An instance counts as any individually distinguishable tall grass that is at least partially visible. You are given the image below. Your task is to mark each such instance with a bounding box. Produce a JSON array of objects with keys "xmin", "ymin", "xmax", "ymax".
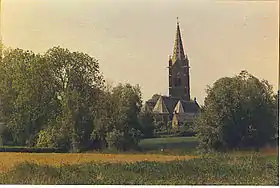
[{"xmin": 0, "ymin": 154, "xmax": 278, "ymax": 185}]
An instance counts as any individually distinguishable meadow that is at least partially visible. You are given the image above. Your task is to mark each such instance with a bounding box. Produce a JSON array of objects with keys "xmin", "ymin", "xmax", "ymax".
[
  {"xmin": 0, "ymin": 137, "xmax": 198, "ymax": 173},
  {"xmin": 139, "ymin": 136, "xmax": 198, "ymax": 154},
  {"xmin": 0, "ymin": 154, "xmax": 278, "ymax": 185},
  {"xmin": 0, "ymin": 137, "xmax": 278, "ymax": 185}
]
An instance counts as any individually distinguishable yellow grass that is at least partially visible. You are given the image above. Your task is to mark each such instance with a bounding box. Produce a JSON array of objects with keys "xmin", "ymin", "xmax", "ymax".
[
  {"xmin": 0, "ymin": 152, "xmax": 197, "ymax": 173},
  {"xmin": 1, "ymin": 147, "xmax": 277, "ymax": 173},
  {"xmin": 229, "ymin": 147, "xmax": 279, "ymax": 157}
]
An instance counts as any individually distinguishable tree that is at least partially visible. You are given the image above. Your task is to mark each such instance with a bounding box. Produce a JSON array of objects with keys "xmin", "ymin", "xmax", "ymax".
[
  {"xmin": 154, "ymin": 120, "xmax": 167, "ymax": 132},
  {"xmin": 0, "ymin": 46, "xmax": 104, "ymax": 150},
  {"xmin": 271, "ymin": 92, "xmax": 279, "ymax": 144},
  {"xmin": 0, "ymin": 48, "xmax": 59, "ymax": 146},
  {"xmin": 92, "ymin": 83, "xmax": 143, "ymax": 151},
  {"xmin": 138, "ymin": 110, "xmax": 155, "ymax": 138},
  {"xmin": 113, "ymin": 84, "xmax": 142, "ymax": 128},
  {"xmin": 195, "ymin": 71, "xmax": 277, "ymax": 151},
  {"xmin": 37, "ymin": 47, "xmax": 104, "ymax": 152},
  {"xmin": 151, "ymin": 94, "xmax": 161, "ymax": 101},
  {"xmin": 109, "ymin": 83, "xmax": 142, "ymax": 150}
]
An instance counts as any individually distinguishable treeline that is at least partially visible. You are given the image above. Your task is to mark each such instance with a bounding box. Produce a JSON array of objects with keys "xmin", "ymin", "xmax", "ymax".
[
  {"xmin": 0, "ymin": 46, "xmax": 154, "ymax": 152},
  {"xmin": 0, "ymin": 45, "xmax": 278, "ymax": 152}
]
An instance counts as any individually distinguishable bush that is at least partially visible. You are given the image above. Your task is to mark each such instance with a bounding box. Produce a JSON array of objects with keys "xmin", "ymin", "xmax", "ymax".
[
  {"xmin": 155, "ymin": 130, "xmax": 196, "ymax": 138},
  {"xmin": 106, "ymin": 128, "xmax": 141, "ymax": 151},
  {"xmin": 36, "ymin": 121, "xmax": 71, "ymax": 151},
  {"xmin": 106, "ymin": 129, "xmax": 125, "ymax": 151},
  {"xmin": 196, "ymin": 71, "xmax": 277, "ymax": 151},
  {"xmin": 0, "ymin": 146, "xmax": 67, "ymax": 153}
]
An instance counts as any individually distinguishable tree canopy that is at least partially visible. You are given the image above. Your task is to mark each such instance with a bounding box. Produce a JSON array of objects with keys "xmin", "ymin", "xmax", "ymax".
[
  {"xmin": 195, "ymin": 71, "xmax": 278, "ymax": 151},
  {"xmin": 0, "ymin": 46, "xmax": 143, "ymax": 151}
]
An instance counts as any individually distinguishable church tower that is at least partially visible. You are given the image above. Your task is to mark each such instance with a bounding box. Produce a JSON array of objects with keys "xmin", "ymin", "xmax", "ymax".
[
  {"xmin": 145, "ymin": 18, "xmax": 200, "ymax": 127},
  {"xmin": 168, "ymin": 18, "xmax": 190, "ymax": 101}
]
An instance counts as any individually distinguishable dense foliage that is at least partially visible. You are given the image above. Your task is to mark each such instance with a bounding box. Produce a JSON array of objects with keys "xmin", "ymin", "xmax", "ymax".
[
  {"xmin": 138, "ymin": 110, "xmax": 155, "ymax": 138},
  {"xmin": 195, "ymin": 71, "xmax": 278, "ymax": 151},
  {"xmin": 0, "ymin": 46, "xmax": 143, "ymax": 151},
  {"xmin": 0, "ymin": 154, "xmax": 277, "ymax": 185},
  {"xmin": 0, "ymin": 44, "xmax": 278, "ymax": 153}
]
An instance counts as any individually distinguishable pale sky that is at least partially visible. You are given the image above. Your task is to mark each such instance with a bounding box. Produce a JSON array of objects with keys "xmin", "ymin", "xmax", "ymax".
[{"xmin": 1, "ymin": 0, "xmax": 279, "ymax": 104}]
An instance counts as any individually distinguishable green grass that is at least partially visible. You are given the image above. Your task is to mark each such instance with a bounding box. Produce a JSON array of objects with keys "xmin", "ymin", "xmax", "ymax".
[
  {"xmin": 139, "ymin": 136, "xmax": 198, "ymax": 155},
  {"xmin": 0, "ymin": 154, "xmax": 278, "ymax": 185},
  {"xmin": 82, "ymin": 136, "xmax": 198, "ymax": 155}
]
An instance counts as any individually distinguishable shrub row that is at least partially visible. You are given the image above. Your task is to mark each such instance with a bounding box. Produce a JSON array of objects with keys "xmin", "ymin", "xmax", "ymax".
[
  {"xmin": 154, "ymin": 130, "xmax": 196, "ymax": 138},
  {"xmin": 0, "ymin": 147, "xmax": 67, "ymax": 153}
]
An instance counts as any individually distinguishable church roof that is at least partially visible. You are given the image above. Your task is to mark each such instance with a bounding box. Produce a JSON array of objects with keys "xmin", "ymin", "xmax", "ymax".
[
  {"xmin": 152, "ymin": 96, "xmax": 169, "ymax": 114},
  {"xmin": 146, "ymin": 95, "xmax": 200, "ymax": 114},
  {"xmin": 174, "ymin": 100, "xmax": 185, "ymax": 114},
  {"xmin": 172, "ymin": 17, "xmax": 186, "ymax": 64},
  {"xmin": 163, "ymin": 96, "xmax": 199, "ymax": 113}
]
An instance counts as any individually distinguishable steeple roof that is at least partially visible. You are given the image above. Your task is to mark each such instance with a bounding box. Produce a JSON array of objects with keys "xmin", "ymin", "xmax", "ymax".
[
  {"xmin": 153, "ymin": 96, "xmax": 169, "ymax": 114},
  {"xmin": 172, "ymin": 17, "xmax": 185, "ymax": 63}
]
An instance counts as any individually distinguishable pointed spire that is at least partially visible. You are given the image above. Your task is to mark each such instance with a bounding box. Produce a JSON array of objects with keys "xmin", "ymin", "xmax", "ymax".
[
  {"xmin": 174, "ymin": 100, "xmax": 185, "ymax": 114},
  {"xmin": 172, "ymin": 17, "xmax": 185, "ymax": 63},
  {"xmin": 153, "ymin": 96, "xmax": 169, "ymax": 114}
]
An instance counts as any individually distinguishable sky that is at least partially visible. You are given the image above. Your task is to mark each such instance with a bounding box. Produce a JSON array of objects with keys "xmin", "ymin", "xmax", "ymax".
[{"xmin": 1, "ymin": 0, "xmax": 279, "ymax": 104}]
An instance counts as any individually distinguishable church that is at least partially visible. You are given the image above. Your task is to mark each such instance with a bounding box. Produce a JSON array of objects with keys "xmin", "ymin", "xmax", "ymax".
[{"xmin": 145, "ymin": 19, "xmax": 200, "ymax": 128}]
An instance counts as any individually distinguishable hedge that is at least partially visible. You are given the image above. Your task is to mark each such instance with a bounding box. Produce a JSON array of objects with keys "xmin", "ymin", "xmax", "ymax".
[{"xmin": 0, "ymin": 146, "xmax": 68, "ymax": 153}]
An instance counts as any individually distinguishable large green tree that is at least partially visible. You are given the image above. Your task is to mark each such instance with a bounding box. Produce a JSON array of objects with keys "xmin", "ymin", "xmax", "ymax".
[
  {"xmin": 0, "ymin": 46, "xmax": 104, "ymax": 151},
  {"xmin": 196, "ymin": 71, "xmax": 277, "ymax": 151},
  {"xmin": 36, "ymin": 47, "xmax": 104, "ymax": 151},
  {"xmin": 0, "ymin": 48, "xmax": 58, "ymax": 146}
]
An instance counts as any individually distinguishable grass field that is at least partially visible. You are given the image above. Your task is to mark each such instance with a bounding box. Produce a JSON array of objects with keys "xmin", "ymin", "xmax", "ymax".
[
  {"xmin": 0, "ymin": 137, "xmax": 199, "ymax": 173},
  {"xmin": 0, "ymin": 152, "xmax": 197, "ymax": 173},
  {"xmin": 0, "ymin": 154, "xmax": 278, "ymax": 185},
  {"xmin": 0, "ymin": 136, "xmax": 278, "ymax": 185},
  {"xmin": 139, "ymin": 136, "xmax": 198, "ymax": 155}
]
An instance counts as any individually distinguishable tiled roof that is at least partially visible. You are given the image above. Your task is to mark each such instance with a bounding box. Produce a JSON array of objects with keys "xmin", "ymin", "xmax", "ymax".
[
  {"xmin": 145, "ymin": 95, "xmax": 200, "ymax": 114},
  {"xmin": 152, "ymin": 96, "xmax": 169, "ymax": 114}
]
